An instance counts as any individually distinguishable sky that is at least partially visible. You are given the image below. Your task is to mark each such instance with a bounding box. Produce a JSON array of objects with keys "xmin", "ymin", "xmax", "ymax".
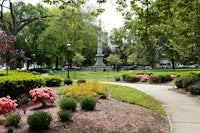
[
  {"xmin": 14, "ymin": 0, "xmax": 124, "ymax": 32},
  {"xmin": 88, "ymin": 0, "xmax": 124, "ymax": 32}
]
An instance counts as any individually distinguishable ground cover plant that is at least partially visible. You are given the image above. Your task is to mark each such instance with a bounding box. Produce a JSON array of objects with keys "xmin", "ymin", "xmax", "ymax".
[{"xmin": 61, "ymin": 80, "xmax": 107, "ymax": 99}]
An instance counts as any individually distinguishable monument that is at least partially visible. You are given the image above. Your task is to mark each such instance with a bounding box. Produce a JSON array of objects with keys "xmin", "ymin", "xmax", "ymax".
[{"xmin": 94, "ymin": 20, "xmax": 106, "ymax": 71}]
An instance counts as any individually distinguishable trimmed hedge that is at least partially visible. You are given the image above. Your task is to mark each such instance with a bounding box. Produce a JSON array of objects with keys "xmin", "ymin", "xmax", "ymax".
[
  {"xmin": 150, "ymin": 74, "xmax": 173, "ymax": 84},
  {"xmin": 29, "ymin": 68, "xmax": 49, "ymax": 73},
  {"xmin": 122, "ymin": 74, "xmax": 140, "ymax": 83},
  {"xmin": 0, "ymin": 72, "xmax": 45, "ymax": 98},
  {"xmin": 174, "ymin": 74, "xmax": 200, "ymax": 89},
  {"xmin": 149, "ymin": 75, "xmax": 161, "ymax": 83},
  {"xmin": 174, "ymin": 76, "xmax": 184, "ymax": 88},
  {"xmin": 45, "ymin": 76, "xmax": 62, "ymax": 87},
  {"xmin": 77, "ymin": 79, "xmax": 86, "ymax": 85},
  {"xmin": 115, "ymin": 77, "xmax": 121, "ymax": 81},
  {"xmin": 182, "ymin": 75, "xmax": 199, "ymax": 88},
  {"xmin": 188, "ymin": 81, "xmax": 200, "ymax": 95},
  {"xmin": 64, "ymin": 79, "xmax": 73, "ymax": 85}
]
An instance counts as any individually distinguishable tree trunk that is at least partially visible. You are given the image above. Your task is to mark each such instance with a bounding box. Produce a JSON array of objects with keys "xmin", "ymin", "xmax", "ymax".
[
  {"xmin": 55, "ymin": 56, "xmax": 59, "ymax": 70},
  {"xmin": 171, "ymin": 57, "xmax": 175, "ymax": 71},
  {"xmin": 27, "ymin": 60, "xmax": 30, "ymax": 70}
]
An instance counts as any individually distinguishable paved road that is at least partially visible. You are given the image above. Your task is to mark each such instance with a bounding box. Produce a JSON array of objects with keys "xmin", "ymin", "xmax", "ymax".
[{"xmin": 108, "ymin": 82, "xmax": 200, "ymax": 133}]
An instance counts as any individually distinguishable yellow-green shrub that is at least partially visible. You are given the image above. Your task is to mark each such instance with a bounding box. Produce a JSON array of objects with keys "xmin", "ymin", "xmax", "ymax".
[{"xmin": 61, "ymin": 80, "xmax": 107, "ymax": 99}]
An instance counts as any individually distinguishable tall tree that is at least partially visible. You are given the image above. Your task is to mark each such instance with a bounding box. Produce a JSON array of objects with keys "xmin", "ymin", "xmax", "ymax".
[
  {"xmin": 109, "ymin": 27, "xmax": 128, "ymax": 63},
  {"xmin": 0, "ymin": 1, "xmax": 47, "ymax": 69},
  {"xmin": 36, "ymin": 6, "xmax": 99, "ymax": 69},
  {"xmin": 0, "ymin": 1, "xmax": 47, "ymax": 36},
  {"xmin": 120, "ymin": 0, "xmax": 157, "ymax": 66}
]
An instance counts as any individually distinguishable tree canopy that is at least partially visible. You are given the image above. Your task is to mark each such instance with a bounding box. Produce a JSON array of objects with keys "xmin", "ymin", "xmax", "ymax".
[
  {"xmin": 2, "ymin": 0, "xmax": 199, "ymax": 69},
  {"xmin": 109, "ymin": 0, "xmax": 200, "ymax": 68}
]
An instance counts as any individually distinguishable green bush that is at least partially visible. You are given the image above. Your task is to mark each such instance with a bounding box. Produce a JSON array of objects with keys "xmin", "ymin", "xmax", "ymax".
[
  {"xmin": 174, "ymin": 74, "xmax": 200, "ymax": 89},
  {"xmin": 0, "ymin": 72, "xmax": 45, "ymax": 98},
  {"xmin": 122, "ymin": 74, "xmax": 140, "ymax": 83},
  {"xmin": 64, "ymin": 79, "xmax": 73, "ymax": 85},
  {"xmin": 149, "ymin": 75, "xmax": 161, "ymax": 83},
  {"xmin": 159, "ymin": 74, "xmax": 173, "ymax": 83},
  {"xmin": 182, "ymin": 75, "xmax": 200, "ymax": 88},
  {"xmin": 115, "ymin": 77, "xmax": 121, "ymax": 81},
  {"xmin": 57, "ymin": 110, "xmax": 72, "ymax": 121},
  {"xmin": 174, "ymin": 76, "xmax": 184, "ymax": 88},
  {"xmin": 122, "ymin": 74, "xmax": 128, "ymax": 81},
  {"xmin": 3, "ymin": 113, "xmax": 21, "ymax": 127},
  {"xmin": 80, "ymin": 96, "xmax": 98, "ymax": 111},
  {"xmin": 188, "ymin": 81, "xmax": 200, "ymax": 95},
  {"xmin": 77, "ymin": 79, "xmax": 86, "ymax": 85},
  {"xmin": 27, "ymin": 111, "xmax": 52, "ymax": 131},
  {"xmin": 45, "ymin": 76, "xmax": 62, "ymax": 87},
  {"xmin": 29, "ymin": 68, "xmax": 49, "ymax": 73},
  {"xmin": 150, "ymin": 74, "xmax": 173, "ymax": 84},
  {"xmin": 59, "ymin": 97, "xmax": 77, "ymax": 111}
]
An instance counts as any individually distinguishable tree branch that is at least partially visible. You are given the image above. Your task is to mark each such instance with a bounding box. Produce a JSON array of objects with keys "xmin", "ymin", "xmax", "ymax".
[
  {"xmin": 0, "ymin": 0, "xmax": 7, "ymax": 19},
  {"xmin": 16, "ymin": 16, "xmax": 48, "ymax": 34},
  {"xmin": 9, "ymin": 1, "xmax": 16, "ymax": 34}
]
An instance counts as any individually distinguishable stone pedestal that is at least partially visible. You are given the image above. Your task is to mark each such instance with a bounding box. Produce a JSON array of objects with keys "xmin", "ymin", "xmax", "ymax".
[{"xmin": 94, "ymin": 21, "xmax": 106, "ymax": 71}]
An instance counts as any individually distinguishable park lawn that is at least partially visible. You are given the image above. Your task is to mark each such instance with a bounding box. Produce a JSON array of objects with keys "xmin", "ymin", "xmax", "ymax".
[
  {"xmin": 106, "ymin": 84, "xmax": 167, "ymax": 116},
  {"xmin": 133, "ymin": 68, "xmax": 200, "ymax": 74},
  {"xmin": 49, "ymin": 68, "xmax": 200, "ymax": 82},
  {"xmin": 50, "ymin": 70, "xmax": 129, "ymax": 82}
]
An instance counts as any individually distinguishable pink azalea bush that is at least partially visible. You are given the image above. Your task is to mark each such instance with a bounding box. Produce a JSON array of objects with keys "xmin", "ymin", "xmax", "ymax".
[
  {"xmin": 138, "ymin": 74, "xmax": 150, "ymax": 82},
  {"xmin": 29, "ymin": 87, "xmax": 57, "ymax": 106},
  {"xmin": 0, "ymin": 96, "xmax": 18, "ymax": 114}
]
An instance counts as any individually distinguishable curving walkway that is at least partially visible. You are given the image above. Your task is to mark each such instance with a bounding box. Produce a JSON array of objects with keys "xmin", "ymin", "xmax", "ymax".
[{"xmin": 108, "ymin": 82, "xmax": 200, "ymax": 133}]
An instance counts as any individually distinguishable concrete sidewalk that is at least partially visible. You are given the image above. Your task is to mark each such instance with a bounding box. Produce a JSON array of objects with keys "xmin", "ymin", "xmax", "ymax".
[{"xmin": 109, "ymin": 82, "xmax": 200, "ymax": 133}]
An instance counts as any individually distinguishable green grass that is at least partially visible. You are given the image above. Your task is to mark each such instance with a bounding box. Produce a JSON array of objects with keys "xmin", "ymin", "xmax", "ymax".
[
  {"xmin": 49, "ymin": 69, "xmax": 200, "ymax": 82},
  {"xmin": 50, "ymin": 70, "xmax": 129, "ymax": 82},
  {"xmin": 106, "ymin": 84, "xmax": 167, "ymax": 116}
]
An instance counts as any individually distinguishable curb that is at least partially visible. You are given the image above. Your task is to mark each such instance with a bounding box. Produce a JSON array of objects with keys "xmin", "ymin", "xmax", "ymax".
[{"xmin": 167, "ymin": 114, "xmax": 174, "ymax": 133}]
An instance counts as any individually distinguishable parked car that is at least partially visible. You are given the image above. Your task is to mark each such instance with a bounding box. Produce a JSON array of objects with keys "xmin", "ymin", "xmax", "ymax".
[
  {"xmin": 190, "ymin": 64, "xmax": 199, "ymax": 68},
  {"xmin": 124, "ymin": 65, "xmax": 137, "ymax": 70},
  {"xmin": 0, "ymin": 66, "xmax": 10, "ymax": 70}
]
